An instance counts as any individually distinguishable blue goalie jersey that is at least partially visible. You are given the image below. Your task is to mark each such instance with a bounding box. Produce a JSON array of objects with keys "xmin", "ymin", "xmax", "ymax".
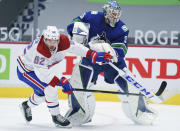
[{"xmin": 67, "ymin": 11, "xmax": 129, "ymax": 59}]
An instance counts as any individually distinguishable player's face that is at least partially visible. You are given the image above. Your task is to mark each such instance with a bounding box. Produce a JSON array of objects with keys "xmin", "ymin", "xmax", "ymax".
[
  {"xmin": 109, "ymin": 9, "xmax": 119, "ymax": 19},
  {"xmin": 45, "ymin": 39, "xmax": 59, "ymax": 51}
]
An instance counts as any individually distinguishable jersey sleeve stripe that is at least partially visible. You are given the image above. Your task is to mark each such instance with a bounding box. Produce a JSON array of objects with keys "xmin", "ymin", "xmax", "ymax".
[
  {"xmin": 17, "ymin": 56, "xmax": 32, "ymax": 72},
  {"xmin": 111, "ymin": 43, "xmax": 127, "ymax": 55},
  {"xmin": 71, "ymin": 18, "xmax": 81, "ymax": 23}
]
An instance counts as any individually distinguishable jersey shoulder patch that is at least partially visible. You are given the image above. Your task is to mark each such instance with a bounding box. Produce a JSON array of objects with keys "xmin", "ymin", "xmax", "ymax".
[
  {"xmin": 121, "ymin": 25, "xmax": 128, "ymax": 32},
  {"xmin": 90, "ymin": 10, "xmax": 98, "ymax": 15}
]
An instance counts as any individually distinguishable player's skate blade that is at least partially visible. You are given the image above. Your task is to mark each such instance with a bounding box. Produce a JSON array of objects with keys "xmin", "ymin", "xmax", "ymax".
[
  {"xmin": 52, "ymin": 114, "xmax": 72, "ymax": 128},
  {"xmin": 19, "ymin": 101, "xmax": 32, "ymax": 124}
]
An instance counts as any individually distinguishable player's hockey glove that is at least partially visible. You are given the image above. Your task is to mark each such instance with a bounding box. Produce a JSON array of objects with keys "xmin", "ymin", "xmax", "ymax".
[
  {"xmin": 86, "ymin": 49, "xmax": 112, "ymax": 64},
  {"xmin": 59, "ymin": 77, "xmax": 74, "ymax": 94}
]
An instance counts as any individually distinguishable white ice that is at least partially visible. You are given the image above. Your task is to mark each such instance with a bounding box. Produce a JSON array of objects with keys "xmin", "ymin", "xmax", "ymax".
[{"xmin": 0, "ymin": 98, "xmax": 180, "ymax": 131}]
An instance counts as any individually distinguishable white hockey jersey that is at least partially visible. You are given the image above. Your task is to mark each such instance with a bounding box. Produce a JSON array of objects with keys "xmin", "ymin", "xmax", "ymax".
[{"xmin": 17, "ymin": 34, "xmax": 89, "ymax": 87}]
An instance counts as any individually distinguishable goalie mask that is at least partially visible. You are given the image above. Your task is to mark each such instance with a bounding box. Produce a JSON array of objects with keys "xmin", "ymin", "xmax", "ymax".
[
  {"xmin": 103, "ymin": 0, "xmax": 121, "ymax": 27},
  {"xmin": 72, "ymin": 22, "xmax": 90, "ymax": 46}
]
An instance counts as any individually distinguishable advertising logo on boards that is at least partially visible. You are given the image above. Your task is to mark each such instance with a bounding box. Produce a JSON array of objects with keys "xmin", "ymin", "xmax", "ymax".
[{"xmin": 0, "ymin": 48, "xmax": 10, "ymax": 80}]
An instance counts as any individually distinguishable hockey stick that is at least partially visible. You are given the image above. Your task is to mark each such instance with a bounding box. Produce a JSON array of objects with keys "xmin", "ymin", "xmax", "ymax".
[
  {"xmin": 108, "ymin": 62, "xmax": 167, "ymax": 103},
  {"xmin": 74, "ymin": 81, "xmax": 167, "ymax": 97}
]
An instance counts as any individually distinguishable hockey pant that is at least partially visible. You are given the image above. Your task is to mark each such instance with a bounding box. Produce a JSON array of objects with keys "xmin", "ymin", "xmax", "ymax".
[
  {"xmin": 115, "ymin": 76, "xmax": 157, "ymax": 125},
  {"xmin": 65, "ymin": 63, "xmax": 96, "ymax": 126},
  {"xmin": 17, "ymin": 67, "xmax": 60, "ymax": 115}
]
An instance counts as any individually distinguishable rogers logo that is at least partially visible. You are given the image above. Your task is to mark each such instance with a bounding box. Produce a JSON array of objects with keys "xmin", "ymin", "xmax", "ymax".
[{"xmin": 62, "ymin": 56, "xmax": 180, "ymax": 80}]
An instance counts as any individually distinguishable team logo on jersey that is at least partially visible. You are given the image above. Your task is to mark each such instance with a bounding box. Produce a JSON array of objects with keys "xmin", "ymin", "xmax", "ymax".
[
  {"xmin": 90, "ymin": 11, "xmax": 98, "ymax": 15},
  {"xmin": 91, "ymin": 32, "xmax": 110, "ymax": 44},
  {"xmin": 100, "ymin": 32, "xmax": 110, "ymax": 43},
  {"xmin": 121, "ymin": 25, "xmax": 128, "ymax": 32}
]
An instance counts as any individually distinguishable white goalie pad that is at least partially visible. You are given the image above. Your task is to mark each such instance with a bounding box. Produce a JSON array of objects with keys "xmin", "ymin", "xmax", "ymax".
[
  {"xmin": 65, "ymin": 63, "xmax": 96, "ymax": 126},
  {"xmin": 89, "ymin": 41, "xmax": 118, "ymax": 63},
  {"xmin": 115, "ymin": 78, "xmax": 158, "ymax": 125}
]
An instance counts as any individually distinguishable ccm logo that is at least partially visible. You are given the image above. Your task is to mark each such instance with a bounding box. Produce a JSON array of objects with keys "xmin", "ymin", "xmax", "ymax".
[{"xmin": 125, "ymin": 75, "xmax": 152, "ymax": 97}]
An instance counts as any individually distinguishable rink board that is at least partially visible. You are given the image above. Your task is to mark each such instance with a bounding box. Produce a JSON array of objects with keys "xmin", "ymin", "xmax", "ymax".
[
  {"xmin": 0, "ymin": 43, "xmax": 180, "ymax": 105},
  {"xmin": 0, "ymin": 87, "xmax": 180, "ymax": 105}
]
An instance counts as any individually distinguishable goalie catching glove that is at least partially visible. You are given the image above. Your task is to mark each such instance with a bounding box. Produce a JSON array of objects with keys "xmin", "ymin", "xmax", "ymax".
[
  {"xmin": 86, "ymin": 49, "xmax": 112, "ymax": 64},
  {"xmin": 58, "ymin": 77, "xmax": 74, "ymax": 94}
]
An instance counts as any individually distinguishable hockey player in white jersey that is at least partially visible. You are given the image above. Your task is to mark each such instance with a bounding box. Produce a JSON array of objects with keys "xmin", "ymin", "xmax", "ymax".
[{"xmin": 17, "ymin": 26, "xmax": 112, "ymax": 128}]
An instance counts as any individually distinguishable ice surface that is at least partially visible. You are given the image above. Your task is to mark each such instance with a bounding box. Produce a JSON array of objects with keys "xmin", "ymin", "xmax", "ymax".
[{"xmin": 0, "ymin": 98, "xmax": 180, "ymax": 131}]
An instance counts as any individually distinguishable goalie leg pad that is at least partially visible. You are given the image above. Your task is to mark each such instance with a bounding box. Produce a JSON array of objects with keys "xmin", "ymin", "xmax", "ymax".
[
  {"xmin": 70, "ymin": 63, "xmax": 94, "ymax": 89},
  {"xmin": 115, "ymin": 76, "xmax": 157, "ymax": 125},
  {"xmin": 121, "ymin": 95, "xmax": 157, "ymax": 125},
  {"xmin": 114, "ymin": 75, "xmax": 129, "ymax": 101},
  {"xmin": 65, "ymin": 92, "xmax": 95, "ymax": 126},
  {"xmin": 66, "ymin": 63, "xmax": 96, "ymax": 126}
]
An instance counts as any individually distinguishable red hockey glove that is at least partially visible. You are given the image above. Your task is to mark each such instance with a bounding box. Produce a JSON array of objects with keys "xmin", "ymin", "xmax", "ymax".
[
  {"xmin": 58, "ymin": 77, "xmax": 74, "ymax": 94},
  {"xmin": 86, "ymin": 49, "xmax": 112, "ymax": 64}
]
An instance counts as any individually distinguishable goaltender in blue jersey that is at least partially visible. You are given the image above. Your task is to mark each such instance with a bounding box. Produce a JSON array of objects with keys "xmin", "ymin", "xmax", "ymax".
[
  {"xmin": 67, "ymin": 10, "xmax": 129, "ymax": 62},
  {"xmin": 67, "ymin": 5, "xmax": 129, "ymax": 84},
  {"xmin": 65, "ymin": 0, "xmax": 157, "ymax": 126}
]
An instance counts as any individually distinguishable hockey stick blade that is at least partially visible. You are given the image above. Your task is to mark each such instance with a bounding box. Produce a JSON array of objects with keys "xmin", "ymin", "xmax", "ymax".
[{"xmin": 155, "ymin": 81, "xmax": 167, "ymax": 96}]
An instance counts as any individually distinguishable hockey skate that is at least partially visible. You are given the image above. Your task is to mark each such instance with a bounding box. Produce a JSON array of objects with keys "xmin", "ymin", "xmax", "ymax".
[
  {"xmin": 52, "ymin": 114, "xmax": 72, "ymax": 128},
  {"xmin": 19, "ymin": 101, "xmax": 32, "ymax": 123}
]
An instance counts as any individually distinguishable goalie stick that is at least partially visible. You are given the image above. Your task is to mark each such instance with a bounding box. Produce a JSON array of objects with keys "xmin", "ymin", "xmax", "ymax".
[
  {"xmin": 74, "ymin": 81, "xmax": 167, "ymax": 97},
  {"xmin": 108, "ymin": 62, "xmax": 167, "ymax": 103},
  {"xmin": 73, "ymin": 61, "xmax": 167, "ymax": 103}
]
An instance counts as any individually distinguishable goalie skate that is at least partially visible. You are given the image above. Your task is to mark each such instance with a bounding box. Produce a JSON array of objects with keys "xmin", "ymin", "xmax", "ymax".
[
  {"xmin": 52, "ymin": 114, "xmax": 72, "ymax": 128},
  {"xmin": 19, "ymin": 101, "xmax": 32, "ymax": 123}
]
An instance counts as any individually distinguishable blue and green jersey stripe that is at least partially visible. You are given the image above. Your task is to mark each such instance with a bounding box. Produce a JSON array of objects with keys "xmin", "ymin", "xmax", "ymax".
[{"xmin": 86, "ymin": 0, "xmax": 180, "ymax": 5}]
